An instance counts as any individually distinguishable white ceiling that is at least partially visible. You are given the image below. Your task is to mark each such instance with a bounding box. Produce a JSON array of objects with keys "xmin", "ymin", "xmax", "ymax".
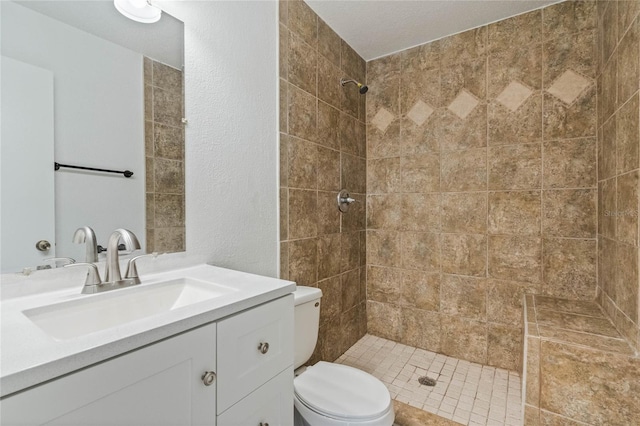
[
  {"xmin": 305, "ymin": 0, "xmax": 561, "ymax": 60},
  {"xmin": 14, "ymin": 0, "xmax": 183, "ymax": 68}
]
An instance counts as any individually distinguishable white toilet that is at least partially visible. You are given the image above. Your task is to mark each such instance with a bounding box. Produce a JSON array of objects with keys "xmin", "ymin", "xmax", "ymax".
[{"xmin": 293, "ymin": 286, "xmax": 395, "ymax": 426}]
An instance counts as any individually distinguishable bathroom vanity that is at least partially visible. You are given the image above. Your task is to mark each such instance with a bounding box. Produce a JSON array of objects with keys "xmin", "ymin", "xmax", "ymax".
[{"xmin": 0, "ymin": 264, "xmax": 295, "ymax": 425}]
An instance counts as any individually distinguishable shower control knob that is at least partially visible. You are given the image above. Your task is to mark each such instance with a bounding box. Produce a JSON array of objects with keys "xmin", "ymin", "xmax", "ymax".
[
  {"xmin": 258, "ymin": 342, "xmax": 270, "ymax": 354},
  {"xmin": 201, "ymin": 371, "xmax": 216, "ymax": 386},
  {"xmin": 35, "ymin": 240, "xmax": 51, "ymax": 252}
]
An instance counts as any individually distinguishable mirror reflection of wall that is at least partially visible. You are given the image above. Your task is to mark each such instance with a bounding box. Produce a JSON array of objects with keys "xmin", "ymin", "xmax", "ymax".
[{"xmin": 0, "ymin": 1, "xmax": 184, "ymax": 273}]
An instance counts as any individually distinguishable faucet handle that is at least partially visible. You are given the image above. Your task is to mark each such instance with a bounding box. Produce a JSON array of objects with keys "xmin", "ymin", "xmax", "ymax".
[
  {"xmin": 125, "ymin": 252, "xmax": 160, "ymax": 281},
  {"xmin": 65, "ymin": 262, "xmax": 102, "ymax": 292}
]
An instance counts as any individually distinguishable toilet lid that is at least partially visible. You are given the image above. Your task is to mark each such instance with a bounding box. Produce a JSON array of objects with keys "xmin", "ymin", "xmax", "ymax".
[{"xmin": 294, "ymin": 362, "xmax": 391, "ymax": 421}]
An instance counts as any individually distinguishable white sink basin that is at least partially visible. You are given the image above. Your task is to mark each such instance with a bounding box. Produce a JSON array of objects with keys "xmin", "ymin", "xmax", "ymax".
[{"xmin": 23, "ymin": 278, "xmax": 236, "ymax": 340}]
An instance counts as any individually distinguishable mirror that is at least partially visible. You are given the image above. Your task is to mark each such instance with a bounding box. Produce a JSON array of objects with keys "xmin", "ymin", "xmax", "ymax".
[{"xmin": 1, "ymin": 1, "xmax": 185, "ymax": 273}]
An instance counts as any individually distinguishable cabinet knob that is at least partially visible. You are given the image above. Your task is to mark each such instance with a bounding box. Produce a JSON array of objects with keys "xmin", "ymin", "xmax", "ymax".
[
  {"xmin": 258, "ymin": 342, "xmax": 269, "ymax": 354},
  {"xmin": 201, "ymin": 371, "xmax": 216, "ymax": 386}
]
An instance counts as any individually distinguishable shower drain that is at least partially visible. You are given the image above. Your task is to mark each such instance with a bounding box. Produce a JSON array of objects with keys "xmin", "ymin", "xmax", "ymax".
[{"xmin": 418, "ymin": 376, "xmax": 437, "ymax": 386}]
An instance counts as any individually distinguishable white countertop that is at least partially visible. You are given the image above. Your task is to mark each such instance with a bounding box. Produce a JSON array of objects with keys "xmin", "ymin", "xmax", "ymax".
[{"xmin": 0, "ymin": 264, "xmax": 295, "ymax": 397}]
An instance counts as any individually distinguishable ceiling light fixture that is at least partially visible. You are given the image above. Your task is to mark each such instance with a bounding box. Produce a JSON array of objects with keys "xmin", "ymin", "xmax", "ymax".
[{"xmin": 114, "ymin": 0, "xmax": 162, "ymax": 24}]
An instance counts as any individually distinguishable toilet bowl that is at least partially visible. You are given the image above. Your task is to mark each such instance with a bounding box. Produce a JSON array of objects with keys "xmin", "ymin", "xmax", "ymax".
[{"xmin": 293, "ymin": 287, "xmax": 394, "ymax": 426}]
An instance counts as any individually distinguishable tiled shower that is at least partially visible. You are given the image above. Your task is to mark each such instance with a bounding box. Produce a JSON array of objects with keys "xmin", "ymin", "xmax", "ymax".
[{"xmin": 280, "ymin": 0, "xmax": 640, "ymax": 424}]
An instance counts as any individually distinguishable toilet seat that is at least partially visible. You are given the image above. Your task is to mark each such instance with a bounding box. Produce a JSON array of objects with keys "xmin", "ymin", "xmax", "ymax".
[{"xmin": 294, "ymin": 362, "xmax": 392, "ymax": 422}]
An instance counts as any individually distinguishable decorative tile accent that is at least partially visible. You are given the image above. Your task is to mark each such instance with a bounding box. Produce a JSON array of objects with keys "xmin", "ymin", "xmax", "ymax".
[
  {"xmin": 448, "ymin": 90, "xmax": 479, "ymax": 119},
  {"xmin": 496, "ymin": 81, "xmax": 533, "ymax": 112},
  {"xmin": 372, "ymin": 107, "xmax": 396, "ymax": 132},
  {"xmin": 407, "ymin": 100, "xmax": 435, "ymax": 126},
  {"xmin": 546, "ymin": 70, "xmax": 591, "ymax": 105}
]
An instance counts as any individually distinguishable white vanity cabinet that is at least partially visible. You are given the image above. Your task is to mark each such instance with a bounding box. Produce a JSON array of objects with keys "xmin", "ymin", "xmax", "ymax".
[
  {"xmin": 0, "ymin": 295, "xmax": 294, "ymax": 426},
  {"xmin": 1, "ymin": 322, "xmax": 218, "ymax": 425}
]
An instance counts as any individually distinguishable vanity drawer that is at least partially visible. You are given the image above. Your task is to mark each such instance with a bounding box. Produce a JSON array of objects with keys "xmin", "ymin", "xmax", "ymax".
[
  {"xmin": 217, "ymin": 367, "xmax": 293, "ymax": 426},
  {"xmin": 216, "ymin": 294, "xmax": 293, "ymax": 413}
]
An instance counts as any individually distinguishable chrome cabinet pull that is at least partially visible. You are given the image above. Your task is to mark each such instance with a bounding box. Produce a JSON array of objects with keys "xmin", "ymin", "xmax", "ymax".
[
  {"xmin": 201, "ymin": 371, "xmax": 216, "ymax": 386},
  {"xmin": 258, "ymin": 342, "xmax": 269, "ymax": 354}
]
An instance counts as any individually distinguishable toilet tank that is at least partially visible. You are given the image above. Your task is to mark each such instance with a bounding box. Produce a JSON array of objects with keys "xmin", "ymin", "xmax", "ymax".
[{"xmin": 293, "ymin": 286, "xmax": 322, "ymax": 369}]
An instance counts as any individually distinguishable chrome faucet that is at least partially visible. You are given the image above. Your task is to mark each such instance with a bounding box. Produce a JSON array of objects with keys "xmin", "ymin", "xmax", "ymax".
[
  {"xmin": 72, "ymin": 226, "xmax": 99, "ymax": 263},
  {"xmin": 66, "ymin": 228, "xmax": 150, "ymax": 294},
  {"xmin": 104, "ymin": 228, "xmax": 141, "ymax": 283}
]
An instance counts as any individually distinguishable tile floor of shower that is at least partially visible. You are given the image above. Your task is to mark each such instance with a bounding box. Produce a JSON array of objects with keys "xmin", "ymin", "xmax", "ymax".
[{"xmin": 336, "ymin": 334, "xmax": 522, "ymax": 426}]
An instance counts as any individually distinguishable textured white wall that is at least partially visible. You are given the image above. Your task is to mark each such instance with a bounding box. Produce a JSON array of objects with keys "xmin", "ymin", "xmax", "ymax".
[{"xmin": 157, "ymin": 1, "xmax": 279, "ymax": 277}]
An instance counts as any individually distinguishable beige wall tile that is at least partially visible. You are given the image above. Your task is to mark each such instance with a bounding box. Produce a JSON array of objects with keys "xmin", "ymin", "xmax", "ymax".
[
  {"xmin": 524, "ymin": 405, "xmax": 540, "ymax": 425},
  {"xmin": 441, "ymin": 192, "xmax": 487, "ymax": 234},
  {"xmin": 367, "ymin": 230, "xmax": 402, "ymax": 267},
  {"xmin": 441, "ymin": 316, "xmax": 488, "ymax": 364},
  {"xmin": 598, "ymin": 236, "xmax": 617, "ymax": 299},
  {"xmin": 488, "ymin": 324, "xmax": 522, "ymax": 371},
  {"xmin": 317, "ymin": 146, "xmax": 340, "ymax": 192},
  {"xmin": 289, "ymin": 189, "xmax": 317, "ymax": 238},
  {"xmin": 543, "ymin": 189, "xmax": 597, "ymax": 238},
  {"xmin": 439, "ymin": 27, "xmax": 487, "ymax": 67},
  {"xmin": 288, "ymin": 238, "xmax": 317, "ymax": 286},
  {"xmin": 341, "ymin": 268, "xmax": 361, "ymax": 311},
  {"xmin": 288, "ymin": 136, "xmax": 317, "ymax": 189},
  {"xmin": 367, "ymin": 157, "xmax": 401, "ymax": 194},
  {"xmin": 488, "ymin": 190, "xmax": 541, "ymax": 235},
  {"xmin": 318, "ymin": 233, "xmax": 341, "ymax": 281},
  {"xmin": 616, "ymin": 171, "xmax": 639, "ymax": 245},
  {"xmin": 318, "ymin": 276, "xmax": 341, "ymax": 324},
  {"xmin": 441, "ymin": 274, "xmax": 487, "ymax": 320},
  {"xmin": 341, "ymin": 153, "xmax": 366, "ymax": 194},
  {"xmin": 401, "ymin": 193, "xmax": 441, "ymax": 232},
  {"xmin": 489, "ymin": 235, "xmax": 542, "ymax": 283},
  {"xmin": 400, "ymin": 153, "xmax": 440, "ymax": 193},
  {"xmin": 318, "ymin": 191, "xmax": 340, "ymax": 235},
  {"xmin": 441, "ymin": 233, "xmax": 486, "ymax": 277},
  {"xmin": 154, "ymin": 194, "xmax": 184, "ymax": 228},
  {"xmin": 543, "ymin": 138, "xmax": 596, "ymax": 189},
  {"xmin": 489, "ymin": 93, "xmax": 542, "ymax": 146},
  {"xmin": 402, "ymin": 307, "xmax": 442, "ymax": 352},
  {"xmin": 487, "ymin": 280, "xmax": 533, "ymax": 325},
  {"xmin": 401, "ymin": 231, "xmax": 441, "ymax": 272},
  {"xmin": 317, "ymin": 19, "xmax": 340, "ymax": 67},
  {"xmin": 489, "ymin": 10, "xmax": 541, "ymax": 53},
  {"xmin": 341, "ymin": 192, "xmax": 366, "ymax": 232},
  {"xmin": 341, "ymin": 231, "xmax": 360, "ymax": 272},
  {"xmin": 288, "ymin": 83, "xmax": 317, "ymax": 142},
  {"xmin": 542, "ymin": 0, "xmax": 596, "ymax": 40},
  {"xmin": 615, "ymin": 242, "xmax": 639, "ymax": 320},
  {"xmin": 542, "ymin": 238, "xmax": 597, "ymax": 300},
  {"xmin": 367, "ymin": 194, "xmax": 403, "ymax": 230},
  {"xmin": 317, "ymin": 101, "xmax": 340, "ymax": 150},
  {"xmin": 616, "ymin": 18, "xmax": 639, "ymax": 106},
  {"xmin": 618, "ymin": 1, "xmax": 640, "ymax": 39},
  {"xmin": 544, "ymin": 86, "xmax": 597, "ymax": 140},
  {"xmin": 288, "ymin": 32, "xmax": 316, "ymax": 96},
  {"xmin": 400, "ymin": 270, "xmax": 441, "ymax": 311},
  {"xmin": 489, "ymin": 144, "xmax": 542, "ymax": 190},
  {"xmin": 599, "ymin": 178, "xmax": 617, "ymax": 238},
  {"xmin": 540, "ymin": 340, "xmax": 640, "ymax": 425},
  {"xmin": 367, "ymin": 265, "xmax": 402, "ymax": 304},
  {"xmin": 526, "ymin": 336, "xmax": 541, "ymax": 406},
  {"xmin": 367, "ymin": 300, "xmax": 402, "ymax": 341},
  {"xmin": 287, "ymin": 0, "xmax": 317, "ymax": 46},
  {"xmin": 617, "ymin": 94, "xmax": 640, "ymax": 174},
  {"xmin": 441, "ymin": 148, "xmax": 487, "ymax": 192}
]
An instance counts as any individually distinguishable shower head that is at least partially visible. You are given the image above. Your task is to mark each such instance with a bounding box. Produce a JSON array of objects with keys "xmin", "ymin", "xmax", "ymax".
[{"xmin": 341, "ymin": 78, "xmax": 368, "ymax": 94}]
